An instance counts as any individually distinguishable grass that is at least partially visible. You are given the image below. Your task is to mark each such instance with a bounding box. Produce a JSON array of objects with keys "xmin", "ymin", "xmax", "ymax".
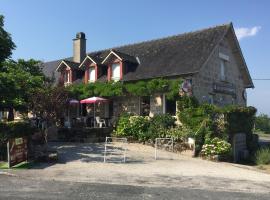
[
  {"xmin": 0, "ymin": 161, "xmax": 34, "ymax": 169},
  {"xmin": 255, "ymin": 148, "xmax": 270, "ymax": 165},
  {"xmin": 258, "ymin": 165, "xmax": 270, "ymax": 174}
]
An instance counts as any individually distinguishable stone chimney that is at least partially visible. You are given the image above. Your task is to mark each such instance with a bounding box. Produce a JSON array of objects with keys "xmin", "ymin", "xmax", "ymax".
[{"xmin": 73, "ymin": 32, "xmax": 86, "ymax": 63}]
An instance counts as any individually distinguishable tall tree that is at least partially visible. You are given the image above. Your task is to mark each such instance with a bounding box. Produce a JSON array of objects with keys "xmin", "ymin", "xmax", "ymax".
[
  {"xmin": 0, "ymin": 59, "xmax": 45, "ymax": 121},
  {"xmin": 0, "ymin": 15, "xmax": 16, "ymax": 63},
  {"xmin": 29, "ymin": 85, "xmax": 69, "ymax": 125}
]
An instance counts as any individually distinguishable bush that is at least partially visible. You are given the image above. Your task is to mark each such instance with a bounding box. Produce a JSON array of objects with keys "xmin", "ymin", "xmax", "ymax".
[
  {"xmin": 115, "ymin": 113, "xmax": 176, "ymax": 142},
  {"xmin": 114, "ymin": 114, "xmax": 150, "ymax": 141},
  {"xmin": 200, "ymin": 137, "xmax": 231, "ymax": 157},
  {"xmin": 165, "ymin": 125, "xmax": 193, "ymax": 141},
  {"xmin": 148, "ymin": 114, "xmax": 176, "ymax": 139},
  {"xmin": 255, "ymin": 148, "xmax": 270, "ymax": 165}
]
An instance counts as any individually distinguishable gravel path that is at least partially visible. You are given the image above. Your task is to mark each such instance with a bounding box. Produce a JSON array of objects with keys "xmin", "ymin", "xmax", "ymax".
[{"xmin": 5, "ymin": 142, "xmax": 270, "ymax": 194}]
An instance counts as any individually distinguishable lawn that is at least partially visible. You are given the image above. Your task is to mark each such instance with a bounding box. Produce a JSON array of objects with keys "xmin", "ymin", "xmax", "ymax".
[{"xmin": 0, "ymin": 161, "xmax": 33, "ymax": 169}]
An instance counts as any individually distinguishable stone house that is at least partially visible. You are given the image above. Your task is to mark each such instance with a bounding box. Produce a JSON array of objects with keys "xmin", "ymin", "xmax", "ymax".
[{"xmin": 43, "ymin": 23, "xmax": 253, "ymax": 121}]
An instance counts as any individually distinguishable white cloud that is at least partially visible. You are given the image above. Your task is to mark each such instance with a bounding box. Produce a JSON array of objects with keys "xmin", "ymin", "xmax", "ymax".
[{"xmin": 235, "ymin": 26, "xmax": 261, "ymax": 40}]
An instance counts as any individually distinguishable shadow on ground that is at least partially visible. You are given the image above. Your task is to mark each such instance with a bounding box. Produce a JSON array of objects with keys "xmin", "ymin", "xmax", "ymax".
[{"xmin": 31, "ymin": 142, "xmax": 147, "ymax": 169}]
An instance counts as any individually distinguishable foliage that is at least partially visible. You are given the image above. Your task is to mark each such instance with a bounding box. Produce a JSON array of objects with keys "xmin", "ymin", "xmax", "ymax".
[
  {"xmin": 177, "ymin": 96, "xmax": 257, "ymax": 155},
  {"xmin": 148, "ymin": 114, "xmax": 176, "ymax": 138},
  {"xmin": 0, "ymin": 15, "xmax": 16, "ymax": 63},
  {"xmin": 255, "ymin": 114, "xmax": 270, "ymax": 134},
  {"xmin": 200, "ymin": 137, "xmax": 231, "ymax": 157},
  {"xmin": 255, "ymin": 148, "xmax": 270, "ymax": 165},
  {"xmin": 115, "ymin": 113, "xmax": 177, "ymax": 141},
  {"xmin": 0, "ymin": 59, "xmax": 45, "ymax": 120},
  {"xmin": 223, "ymin": 106, "xmax": 257, "ymax": 135},
  {"xmin": 67, "ymin": 78, "xmax": 182, "ymax": 100},
  {"xmin": 29, "ymin": 85, "xmax": 69, "ymax": 125},
  {"xmin": 165, "ymin": 125, "xmax": 193, "ymax": 141},
  {"xmin": 115, "ymin": 114, "xmax": 150, "ymax": 141}
]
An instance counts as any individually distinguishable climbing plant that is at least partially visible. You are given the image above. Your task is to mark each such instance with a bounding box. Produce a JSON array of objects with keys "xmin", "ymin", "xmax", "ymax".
[{"xmin": 67, "ymin": 78, "xmax": 182, "ymax": 100}]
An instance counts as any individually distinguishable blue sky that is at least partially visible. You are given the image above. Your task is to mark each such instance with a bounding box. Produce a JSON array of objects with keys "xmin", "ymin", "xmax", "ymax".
[{"xmin": 1, "ymin": 0, "xmax": 270, "ymax": 115}]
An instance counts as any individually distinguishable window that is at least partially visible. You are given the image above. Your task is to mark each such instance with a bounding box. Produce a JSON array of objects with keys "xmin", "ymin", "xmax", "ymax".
[
  {"xmin": 220, "ymin": 59, "xmax": 226, "ymax": 81},
  {"xmin": 64, "ymin": 70, "xmax": 71, "ymax": 83},
  {"xmin": 111, "ymin": 63, "xmax": 121, "ymax": 81},
  {"xmin": 209, "ymin": 95, "xmax": 214, "ymax": 104},
  {"xmin": 140, "ymin": 96, "xmax": 150, "ymax": 116},
  {"xmin": 88, "ymin": 67, "xmax": 95, "ymax": 82},
  {"xmin": 166, "ymin": 98, "xmax": 176, "ymax": 115}
]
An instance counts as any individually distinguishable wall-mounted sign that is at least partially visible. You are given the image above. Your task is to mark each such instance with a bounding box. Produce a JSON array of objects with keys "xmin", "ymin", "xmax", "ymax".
[
  {"xmin": 7, "ymin": 137, "xmax": 28, "ymax": 168},
  {"xmin": 180, "ymin": 79, "xmax": 192, "ymax": 96},
  {"xmin": 213, "ymin": 82, "xmax": 236, "ymax": 95}
]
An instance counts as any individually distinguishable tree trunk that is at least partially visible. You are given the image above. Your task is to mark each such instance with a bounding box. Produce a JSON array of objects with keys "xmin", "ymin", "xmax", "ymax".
[{"xmin": 7, "ymin": 107, "xmax": 14, "ymax": 121}]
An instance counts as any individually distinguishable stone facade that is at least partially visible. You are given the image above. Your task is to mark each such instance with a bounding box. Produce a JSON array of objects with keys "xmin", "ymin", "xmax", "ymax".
[
  {"xmin": 111, "ymin": 33, "xmax": 248, "ymax": 117},
  {"xmin": 192, "ymin": 33, "xmax": 247, "ymax": 107},
  {"xmin": 112, "ymin": 96, "xmax": 141, "ymax": 117}
]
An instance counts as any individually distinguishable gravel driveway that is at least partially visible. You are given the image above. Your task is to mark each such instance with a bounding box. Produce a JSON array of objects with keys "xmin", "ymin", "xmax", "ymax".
[{"xmin": 5, "ymin": 142, "xmax": 270, "ymax": 194}]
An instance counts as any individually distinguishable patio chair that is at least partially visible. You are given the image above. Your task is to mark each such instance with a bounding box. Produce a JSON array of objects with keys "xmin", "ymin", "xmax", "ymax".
[{"xmin": 96, "ymin": 117, "xmax": 106, "ymax": 128}]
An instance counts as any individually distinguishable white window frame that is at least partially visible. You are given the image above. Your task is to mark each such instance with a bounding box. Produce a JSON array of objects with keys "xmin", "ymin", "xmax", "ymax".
[
  {"xmin": 64, "ymin": 70, "xmax": 71, "ymax": 83},
  {"xmin": 220, "ymin": 59, "xmax": 226, "ymax": 81},
  {"xmin": 88, "ymin": 67, "xmax": 96, "ymax": 82},
  {"xmin": 111, "ymin": 63, "xmax": 121, "ymax": 81}
]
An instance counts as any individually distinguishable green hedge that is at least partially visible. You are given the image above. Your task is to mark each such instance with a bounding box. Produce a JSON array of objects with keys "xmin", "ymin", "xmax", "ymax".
[{"xmin": 177, "ymin": 96, "xmax": 257, "ymax": 155}]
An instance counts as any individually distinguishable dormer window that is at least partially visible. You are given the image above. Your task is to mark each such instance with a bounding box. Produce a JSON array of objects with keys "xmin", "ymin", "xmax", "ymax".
[
  {"xmin": 88, "ymin": 67, "xmax": 96, "ymax": 82},
  {"xmin": 64, "ymin": 70, "xmax": 71, "ymax": 83},
  {"xmin": 111, "ymin": 63, "xmax": 121, "ymax": 81}
]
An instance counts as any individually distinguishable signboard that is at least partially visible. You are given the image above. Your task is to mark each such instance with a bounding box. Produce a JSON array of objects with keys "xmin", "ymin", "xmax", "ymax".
[
  {"xmin": 180, "ymin": 79, "xmax": 192, "ymax": 96},
  {"xmin": 213, "ymin": 82, "xmax": 236, "ymax": 95},
  {"xmin": 7, "ymin": 137, "xmax": 28, "ymax": 168}
]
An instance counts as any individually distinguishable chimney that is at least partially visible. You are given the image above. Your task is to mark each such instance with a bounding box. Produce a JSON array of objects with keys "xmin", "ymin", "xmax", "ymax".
[{"xmin": 73, "ymin": 32, "xmax": 86, "ymax": 63}]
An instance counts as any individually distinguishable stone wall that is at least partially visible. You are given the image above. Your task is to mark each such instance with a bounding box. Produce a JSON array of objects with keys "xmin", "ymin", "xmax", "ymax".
[
  {"xmin": 112, "ymin": 94, "xmax": 165, "ymax": 118},
  {"xmin": 192, "ymin": 34, "xmax": 246, "ymax": 107},
  {"xmin": 112, "ymin": 96, "xmax": 141, "ymax": 117}
]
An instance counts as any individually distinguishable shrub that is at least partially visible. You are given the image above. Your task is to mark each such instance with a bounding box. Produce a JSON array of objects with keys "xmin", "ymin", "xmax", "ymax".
[
  {"xmin": 115, "ymin": 113, "xmax": 176, "ymax": 142},
  {"xmin": 223, "ymin": 106, "xmax": 257, "ymax": 135},
  {"xmin": 148, "ymin": 114, "xmax": 176, "ymax": 139},
  {"xmin": 114, "ymin": 114, "xmax": 150, "ymax": 141},
  {"xmin": 200, "ymin": 137, "xmax": 231, "ymax": 157},
  {"xmin": 165, "ymin": 125, "xmax": 193, "ymax": 141},
  {"xmin": 255, "ymin": 148, "xmax": 270, "ymax": 165}
]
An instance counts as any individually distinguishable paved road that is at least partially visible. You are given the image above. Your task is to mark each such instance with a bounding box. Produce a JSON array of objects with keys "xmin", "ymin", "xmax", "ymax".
[{"xmin": 0, "ymin": 175, "xmax": 269, "ymax": 200}]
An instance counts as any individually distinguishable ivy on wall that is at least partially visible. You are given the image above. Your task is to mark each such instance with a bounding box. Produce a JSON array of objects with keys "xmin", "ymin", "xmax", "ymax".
[{"xmin": 67, "ymin": 78, "xmax": 183, "ymax": 100}]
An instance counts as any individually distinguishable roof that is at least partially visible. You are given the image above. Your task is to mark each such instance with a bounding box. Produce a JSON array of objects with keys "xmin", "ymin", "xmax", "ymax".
[{"xmin": 42, "ymin": 23, "xmax": 253, "ymax": 87}]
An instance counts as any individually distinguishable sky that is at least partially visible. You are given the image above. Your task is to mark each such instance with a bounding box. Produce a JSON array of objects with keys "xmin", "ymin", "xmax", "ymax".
[{"xmin": 1, "ymin": 0, "xmax": 270, "ymax": 115}]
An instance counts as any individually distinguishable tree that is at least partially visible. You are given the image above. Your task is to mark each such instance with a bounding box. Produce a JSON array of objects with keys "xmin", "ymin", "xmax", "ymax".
[
  {"xmin": 29, "ymin": 85, "xmax": 69, "ymax": 125},
  {"xmin": 255, "ymin": 114, "xmax": 270, "ymax": 134},
  {"xmin": 0, "ymin": 59, "xmax": 45, "ymax": 121},
  {"xmin": 0, "ymin": 15, "xmax": 16, "ymax": 63}
]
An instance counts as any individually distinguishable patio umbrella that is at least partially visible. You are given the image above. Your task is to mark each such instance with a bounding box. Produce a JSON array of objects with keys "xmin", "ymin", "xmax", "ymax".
[
  {"xmin": 69, "ymin": 99, "xmax": 79, "ymax": 104},
  {"xmin": 80, "ymin": 97, "xmax": 108, "ymax": 127}
]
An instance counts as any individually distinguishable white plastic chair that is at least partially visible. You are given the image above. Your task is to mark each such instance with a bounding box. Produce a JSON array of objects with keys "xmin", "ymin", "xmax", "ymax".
[{"xmin": 96, "ymin": 117, "xmax": 106, "ymax": 128}]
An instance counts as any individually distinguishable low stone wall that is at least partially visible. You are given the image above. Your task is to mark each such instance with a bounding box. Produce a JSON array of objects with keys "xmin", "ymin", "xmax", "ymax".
[{"xmin": 57, "ymin": 127, "xmax": 113, "ymax": 143}]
